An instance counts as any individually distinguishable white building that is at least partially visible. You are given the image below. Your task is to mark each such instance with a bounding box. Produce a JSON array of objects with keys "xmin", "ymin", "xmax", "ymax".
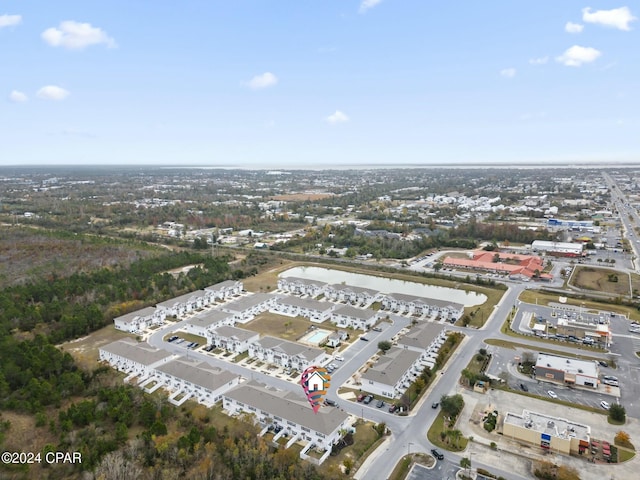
[
  {"xmin": 397, "ymin": 323, "xmax": 447, "ymax": 354},
  {"xmin": 331, "ymin": 305, "xmax": 379, "ymax": 330},
  {"xmin": 153, "ymin": 357, "xmax": 240, "ymax": 406},
  {"xmin": 157, "ymin": 290, "xmax": 208, "ymax": 317},
  {"xmin": 210, "ymin": 325, "xmax": 260, "ymax": 353},
  {"xmin": 360, "ymin": 347, "xmax": 422, "ymax": 399},
  {"xmin": 272, "ymin": 296, "xmax": 335, "ymax": 323},
  {"xmin": 380, "ymin": 293, "xmax": 463, "ymax": 320},
  {"xmin": 223, "ymin": 380, "xmax": 351, "ymax": 461},
  {"xmin": 324, "ymin": 284, "xmax": 379, "ymax": 306},
  {"xmin": 113, "ymin": 306, "xmax": 165, "ymax": 333},
  {"xmin": 182, "ymin": 310, "xmax": 236, "ymax": 340},
  {"xmin": 277, "ymin": 277, "xmax": 327, "ymax": 297},
  {"xmin": 535, "ymin": 353, "xmax": 599, "ymax": 389},
  {"xmin": 204, "ymin": 280, "xmax": 243, "ymax": 302},
  {"xmin": 99, "ymin": 339, "xmax": 173, "ymax": 381},
  {"xmin": 221, "ymin": 293, "xmax": 279, "ymax": 324},
  {"xmin": 531, "ymin": 240, "xmax": 584, "ymax": 257},
  {"xmin": 248, "ymin": 336, "xmax": 327, "ymax": 371}
]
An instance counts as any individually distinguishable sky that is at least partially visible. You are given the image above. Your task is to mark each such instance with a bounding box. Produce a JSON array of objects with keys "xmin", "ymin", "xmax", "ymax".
[{"xmin": 1, "ymin": 1, "xmax": 639, "ymax": 167}]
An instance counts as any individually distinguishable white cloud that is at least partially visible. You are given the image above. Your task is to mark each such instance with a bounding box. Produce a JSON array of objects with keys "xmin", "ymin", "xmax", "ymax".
[
  {"xmin": 529, "ymin": 56, "xmax": 549, "ymax": 65},
  {"xmin": 0, "ymin": 14, "xmax": 21, "ymax": 28},
  {"xmin": 325, "ymin": 110, "xmax": 349, "ymax": 124},
  {"xmin": 556, "ymin": 45, "xmax": 602, "ymax": 67},
  {"xmin": 582, "ymin": 6, "xmax": 637, "ymax": 31},
  {"xmin": 245, "ymin": 72, "xmax": 278, "ymax": 90},
  {"xmin": 500, "ymin": 68, "xmax": 516, "ymax": 78},
  {"xmin": 9, "ymin": 90, "xmax": 28, "ymax": 103},
  {"xmin": 37, "ymin": 85, "xmax": 70, "ymax": 101},
  {"xmin": 565, "ymin": 21, "xmax": 584, "ymax": 33},
  {"xmin": 41, "ymin": 21, "xmax": 116, "ymax": 50},
  {"xmin": 359, "ymin": 0, "xmax": 383, "ymax": 14}
]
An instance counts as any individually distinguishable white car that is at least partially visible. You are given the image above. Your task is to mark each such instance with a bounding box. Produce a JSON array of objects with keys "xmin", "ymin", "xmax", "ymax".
[
  {"xmin": 335, "ymin": 355, "xmax": 344, "ymax": 361},
  {"xmin": 600, "ymin": 401, "xmax": 610, "ymax": 410},
  {"xmin": 547, "ymin": 390, "xmax": 558, "ymax": 399}
]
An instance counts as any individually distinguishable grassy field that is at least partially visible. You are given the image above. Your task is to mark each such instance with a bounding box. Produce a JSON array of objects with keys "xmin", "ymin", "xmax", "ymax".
[
  {"xmin": 244, "ymin": 312, "xmax": 320, "ymax": 341},
  {"xmin": 484, "ymin": 338, "xmax": 610, "ymax": 364},
  {"xmin": 426, "ymin": 414, "xmax": 469, "ymax": 452},
  {"xmin": 60, "ymin": 324, "xmax": 136, "ymax": 370},
  {"xmin": 321, "ymin": 420, "xmax": 381, "ymax": 473},
  {"xmin": 571, "ymin": 266, "xmax": 631, "ymax": 296}
]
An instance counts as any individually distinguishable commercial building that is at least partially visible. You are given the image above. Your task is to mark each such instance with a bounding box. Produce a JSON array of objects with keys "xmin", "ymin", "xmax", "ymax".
[
  {"xmin": 443, "ymin": 250, "xmax": 552, "ymax": 281},
  {"xmin": 531, "ymin": 240, "xmax": 584, "ymax": 258},
  {"xmin": 503, "ymin": 409, "xmax": 591, "ymax": 456},
  {"xmin": 535, "ymin": 353, "xmax": 599, "ymax": 389}
]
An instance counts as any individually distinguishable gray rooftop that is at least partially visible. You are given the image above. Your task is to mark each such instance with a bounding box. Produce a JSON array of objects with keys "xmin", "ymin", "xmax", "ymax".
[
  {"xmin": 213, "ymin": 325, "xmax": 259, "ymax": 342},
  {"xmin": 328, "ymin": 284, "xmax": 378, "ymax": 296},
  {"xmin": 536, "ymin": 353, "xmax": 599, "ymax": 378},
  {"xmin": 255, "ymin": 336, "xmax": 325, "ymax": 361},
  {"xmin": 361, "ymin": 347, "xmax": 421, "ymax": 386},
  {"xmin": 397, "ymin": 323, "xmax": 445, "ymax": 350},
  {"xmin": 280, "ymin": 276, "xmax": 327, "ymax": 288},
  {"xmin": 156, "ymin": 357, "xmax": 238, "ymax": 392},
  {"xmin": 157, "ymin": 290, "xmax": 206, "ymax": 308},
  {"xmin": 276, "ymin": 296, "xmax": 333, "ymax": 311},
  {"xmin": 333, "ymin": 305, "xmax": 377, "ymax": 321},
  {"xmin": 186, "ymin": 309, "xmax": 234, "ymax": 328},
  {"xmin": 225, "ymin": 380, "xmax": 349, "ymax": 435},
  {"xmin": 504, "ymin": 409, "xmax": 590, "ymax": 442},
  {"xmin": 100, "ymin": 339, "xmax": 172, "ymax": 366},
  {"xmin": 222, "ymin": 293, "xmax": 278, "ymax": 313},
  {"xmin": 114, "ymin": 306, "xmax": 157, "ymax": 325},
  {"xmin": 205, "ymin": 280, "xmax": 242, "ymax": 292},
  {"xmin": 385, "ymin": 292, "xmax": 462, "ymax": 310}
]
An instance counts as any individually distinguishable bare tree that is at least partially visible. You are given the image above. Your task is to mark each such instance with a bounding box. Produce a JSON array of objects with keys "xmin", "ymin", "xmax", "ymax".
[{"xmin": 94, "ymin": 450, "xmax": 143, "ymax": 480}]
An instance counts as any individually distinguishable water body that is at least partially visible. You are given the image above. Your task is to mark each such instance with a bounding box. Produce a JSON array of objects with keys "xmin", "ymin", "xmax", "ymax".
[{"xmin": 281, "ymin": 266, "xmax": 487, "ymax": 307}]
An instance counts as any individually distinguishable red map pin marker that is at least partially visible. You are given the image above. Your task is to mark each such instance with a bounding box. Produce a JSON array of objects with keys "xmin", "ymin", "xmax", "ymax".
[{"xmin": 300, "ymin": 366, "xmax": 331, "ymax": 413}]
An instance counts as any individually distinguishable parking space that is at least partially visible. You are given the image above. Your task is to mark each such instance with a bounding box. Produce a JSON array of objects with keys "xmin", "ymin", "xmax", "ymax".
[{"xmin": 406, "ymin": 459, "xmax": 458, "ymax": 480}]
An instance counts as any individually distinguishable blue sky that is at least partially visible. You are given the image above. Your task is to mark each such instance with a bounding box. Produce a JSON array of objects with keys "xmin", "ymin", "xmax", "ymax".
[{"xmin": 1, "ymin": 1, "xmax": 638, "ymax": 166}]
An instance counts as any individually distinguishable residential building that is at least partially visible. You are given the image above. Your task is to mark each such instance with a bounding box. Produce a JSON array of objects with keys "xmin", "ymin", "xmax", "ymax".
[
  {"xmin": 210, "ymin": 325, "xmax": 260, "ymax": 353},
  {"xmin": 535, "ymin": 353, "xmax": 599, "ymax": 389},
  {"xmin": 221, "ymin": 293, "xmax": 279, "ymax": 324},
  {"xmin": 380, "ymin": 293, "xmax": 464, "ymax": 320},
  {"xmin": 503, "ymin": 409, "xmax": 591, "ymax": 456},
  {"xmin": 273, "ymin": 296, "xmax": 335, "ymax": 323},
  {"xmin": 113, "ymin": 306, "xmax": 165, "ymax": 333},
  {"xmin": 248, "ymin": 336, "xmax": 327, "ymax": 371},
  {"xmin": 223, "ymin": 380, "xmax": 351, "ymax": 461},
  {"xmin": 360, "ymin": 347, "xmax": 422, "ymax": 398},
  {"xmin": 153, "ymin": 357, "xmax": 240, "ymax": 406},
  {"xmin": 204, "ymin": 280, "xmax": 243, "ymax": 302},
  {"xmin": 182, "ymin": 310, "xmax": 235, "ymax": 340},
  {"xmin": 331, "ymin": 305, "xmax": 379, "ymax": 330},
  {"xmin": 99, "ymin": 339, "xmax": 173, "ymax": 380},
  {"xmin": 157, "ymin": 290, "xmax": 208, "ymax": 317},
  {"xmin": 277, "ymin": 277, "xmax": 327, "ymax": 297},
  {"xmin": 324, "ymin": 284, "xmax": 379, "ymax": 306},
  {"xmin": 397, "ymin": 323, "xmax": 447, "ymax": 354}
]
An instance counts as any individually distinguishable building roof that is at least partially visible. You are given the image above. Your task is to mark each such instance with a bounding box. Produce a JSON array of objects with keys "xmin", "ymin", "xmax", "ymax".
[
  {"xmin": 205, "ymin": 280, "xmax": 242, "ymax": 292},
  {"xmin": 156, "ymin": 357, "xmax": 237, "ymax": 392},
  {"xmin": 361, "ymin": 347, "xmax": 421, "ymax": 387},
  {"xmin": 328, "ymin": 284, "xmax": 378, "ymax": 296},
  {"xmin": 100, "ymin": 339, "xmax": 172, "ymax": 366},
  {"xmin": 276, "ymin": 296, "xmax": 333, "ymax": 312},
  {"xmin": 114, "ymin": 306, "xmax": 158, "ymax": 325},
  {"xmin": 504, "ymin": 409, "xmax": 590, "ymax": 442},
  {"xmin": 397, "ymin": 323, "xmax": 445, "ymax": 350},
  {"xmin": 536, "ymin": 352, "xmax": 598, "ymax": 378},
  {"xmin": 185, "ymin": 309, "xmax": 234, "ymax": 329},
  {"xmin": 222, "ymin": 293, "xmax": 278, "ymax": 313},
  {"xmin": 224, "ymin": 380, "xmax": 349, "ymax": 436},
  {"xmin": 333, "ymin": 305, "xmax": 377, "ymax": 321},
  {"xmin": 255, "ymin": 336, "xmax": 325, "ymax": 361},
  {"xmin": 212, "ymin": 325, "xmax": 259, "ymax": 342},
  {"xmin": 280, "ymin": 276, "xmax": 327, "ymax": 288},
  {"xmin": 157, "ymin": 290, "xmax": 206, "ymax": 308}
]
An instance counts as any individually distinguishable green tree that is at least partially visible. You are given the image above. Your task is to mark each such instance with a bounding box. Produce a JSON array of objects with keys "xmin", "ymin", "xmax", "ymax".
[
  {"xmin": 609, "ymin": 403, "xmax": 626, "ymax": 423},
  {"xmin": 378, "ymin": 340, "xmax": 392, "ymax": 353},
  {"xmin": 440, "ymin": 394, "xmax": 464, "ymax": 418}
]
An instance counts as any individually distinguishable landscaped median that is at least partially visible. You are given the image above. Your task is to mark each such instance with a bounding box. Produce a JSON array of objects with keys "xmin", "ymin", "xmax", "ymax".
[{"xmin": 427, "ymin": 394, "xmax": 469, "ymax": 452}]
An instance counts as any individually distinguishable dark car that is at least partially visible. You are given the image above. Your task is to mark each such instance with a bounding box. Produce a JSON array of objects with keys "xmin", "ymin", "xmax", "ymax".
[
  {"xmin": 324, "ymin": 399, "xmax": 337, "ymax": 407},
  {"xmin": 431, "ymin": 402, "xmax": 439, "ymax": 409},
  {"xmin": 520, "ymin": 383, "xmax": 528, "ymax": 392},
  {"xmin": 360, "ymin": 336, "xmax": 369, "ymax": 342},
  {"xmin": 204, "ymin": 345, "xmax": 214, "ymax": 352},
  {"xmin": 431, "ymin": 449, "xmax": 444, "ymax": 460},
  {"xmin": 598, "ymin": 361, "xmax": 609, "ymax": 368},
  {"xmin": 167, "ymin": 335, "xmax": 179, "ymax": 342},
  {"xmin": 388, "ymin": 404, "xmax": 397, "ymax": 413},
  {"xmin": 363, "ymin": 395, "xmax": 373, "ymax": 405},
  {"xmin": 376, "ymin": 399, "xmax": 385, "ymax": 408}
]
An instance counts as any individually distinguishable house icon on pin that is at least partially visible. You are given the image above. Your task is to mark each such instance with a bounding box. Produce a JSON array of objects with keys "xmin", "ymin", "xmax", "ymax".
[{"xmin": 307, "ymin": 371, "xmax": 325, "ymax": 392}]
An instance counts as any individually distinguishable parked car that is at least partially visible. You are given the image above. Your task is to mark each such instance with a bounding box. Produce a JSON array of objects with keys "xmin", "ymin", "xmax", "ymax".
[
  {"xmin": 204, "ymin": 345, "xmax": 214, "ymax": 352},
  {"xmin": 376, "ymin": 399, "xmax": 385, "ymax": 408},
  {"xmin": 335, "ymin": 355, "xmax": 344, "ymax": 361},
  {"xmin": 167, "ymin": 335, "xmax": 179, "ymax": 342},
  {"xmin": 520, "ymin": 383, "xmax": 528, "ymax": 392},
  {"xmin": 431, "ymin": 402, "xmax": 439, "ymax": 409},
  {"xmin": 324, "ymin": 399, "xmax": 337, "ymax": 407},
  {"xmin": 372, "ymin": 326, "xmax": 382, "ymax": 332},
  {"xmin": 431, "ymin": 449, "xmax": 444, "ymax": 460},
  {"xmin": 600, "ymin": 401, "xmax": 610, "ymax": 410},
  {"xmin": 357, "ymin": 394, "xmax": 365, "ymax": 402},
  {"xmin": 360, "ymin": 336, "xmax": 369, "ymax": 342},
  {"xmin": 598, "ymin": 361, "xmax": 609, "ymax": 368},
  {"xmin": 548, "ymin": 390, "xmax": 558, "ymax": 399},
  {"xmin": 363, "ymin": 395, "xmax": 373, "ymax": 404},
  {"xmin": 388, "ymin": 404, "xmax": 397, "ymax": 413}
]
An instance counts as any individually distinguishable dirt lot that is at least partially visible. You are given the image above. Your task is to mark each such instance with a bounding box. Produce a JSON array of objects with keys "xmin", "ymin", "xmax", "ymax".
[
  {"xmin": 572, "ymin": 266, "xmax": 631, "ymax": 296},
  {"xmin": 59, "ymin": 324, "xmax": 135, "ymax": 371},
  {"xmin": 244, "ymin": 312, "xmax": 326, "ymax": 341}
]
